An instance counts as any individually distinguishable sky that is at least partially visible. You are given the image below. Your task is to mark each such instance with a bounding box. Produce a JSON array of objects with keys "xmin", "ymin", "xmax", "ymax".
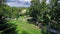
[
  {"xmin": 6, "ymin": 0, "xmax": 31, "ymax": 7},
  {"xmin": 46, "ymin": 0, "xmax": 50, "ymax": 4},
  {"xmin": 6, "ymin": 0, "xmax": 50, "ymax": 7}
]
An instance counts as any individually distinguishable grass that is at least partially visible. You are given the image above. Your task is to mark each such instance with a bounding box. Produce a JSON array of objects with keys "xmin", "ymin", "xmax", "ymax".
[{"xmin": 7, "ymin": 16, "xmax": 42, "ymax": 34}]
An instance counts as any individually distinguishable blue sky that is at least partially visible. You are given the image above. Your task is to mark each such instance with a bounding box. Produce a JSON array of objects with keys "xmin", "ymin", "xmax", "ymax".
[
  {"xmin": 6, "ymin": 0, "xmax": 31, "ymax": 7},
  {"xmin": 6, "ymin": 0, "xmax": 50, "ymax": 7}
]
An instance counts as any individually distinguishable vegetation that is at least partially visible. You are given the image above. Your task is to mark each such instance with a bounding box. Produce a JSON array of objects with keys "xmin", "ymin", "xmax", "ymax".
[
  {"xmin": 0, "ymin": 0, "xmax": 60, "ymax": 34},
  {"xmin": 28, "ymin": 0, "xmax": 60, "ymax": 34}
]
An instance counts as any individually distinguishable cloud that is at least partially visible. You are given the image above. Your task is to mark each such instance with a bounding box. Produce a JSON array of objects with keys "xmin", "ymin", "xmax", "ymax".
[
  {"xmin": 46, "ymin": 0, "xmax": 50, "ymax": 4},
  {"xmin": 6, "ymin": 0, "xmax": 15, "ymax": 1},
  {"xmin": 6, "ymin": 0, "xmax": 31, "ymax": 7},
  {"xmin": 7, "ymin": 2, "xmax": 30, "ymax": 7}
]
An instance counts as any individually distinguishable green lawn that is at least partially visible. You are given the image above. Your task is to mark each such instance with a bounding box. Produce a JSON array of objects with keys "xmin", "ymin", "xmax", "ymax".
[{"xmin": 8, "ymin": 16, "xmax": 42, "ymax": 34}]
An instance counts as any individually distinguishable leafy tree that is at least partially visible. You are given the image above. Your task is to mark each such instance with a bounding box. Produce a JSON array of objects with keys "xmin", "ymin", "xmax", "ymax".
[
  {"xmin": 49, "ymin": 0, "xmax": 60, "ymax": 32},
  {"xmin": 0, "ymin": 0, "xmax": 18, "ymax": 34},
  {"xmin": 29, "ymin": 0, "xmax": 60, "ymax": 34},
  {"xmin": 29, "ymin": 0, "xmax": 49, "ymax": 25}
]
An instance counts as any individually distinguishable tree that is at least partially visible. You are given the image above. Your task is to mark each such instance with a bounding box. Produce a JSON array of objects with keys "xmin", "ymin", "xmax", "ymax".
[
  {"xmin": 29, "ymin": 0, "xmax": 49, "ymax": 25},
  {"xmin": 0, "ymin": 0, "xmax": 18, "ymax": 34},
  {"xmin": 49, "ymin": 0, "xmax": 60, "ymax": 32},
  {"xmin": 29, "ymin": 0, "xmax": 60, "ymax": 34}
]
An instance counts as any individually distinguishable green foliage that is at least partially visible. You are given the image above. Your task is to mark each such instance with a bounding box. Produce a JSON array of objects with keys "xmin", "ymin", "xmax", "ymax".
[
  {"xmin": 0, "ymin": 4, "xmax": 21, "ymax": 18},
  {"xmin": 29, "ymin": 0, "xmax": 60, "ymax": 34},
  {"xmin": 0, "ymin": 16, "xmax": 17, "ymax": 34},
  {"xmin": 7, "ymin": 16, "xmax": 42, "ymax": 34},
  {"xmin": 0, "ymin": 0, "xmax": 60, "ymax": 34},
  {"xmin": 29, "ymin": 0, "xmax": 50, "ymax": 23}
]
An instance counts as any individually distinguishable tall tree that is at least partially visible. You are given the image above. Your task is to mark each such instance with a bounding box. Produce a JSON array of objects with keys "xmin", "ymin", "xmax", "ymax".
[{"xmin": 29, "ymin": 0, "xmax": 60, "ymax": 34}]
